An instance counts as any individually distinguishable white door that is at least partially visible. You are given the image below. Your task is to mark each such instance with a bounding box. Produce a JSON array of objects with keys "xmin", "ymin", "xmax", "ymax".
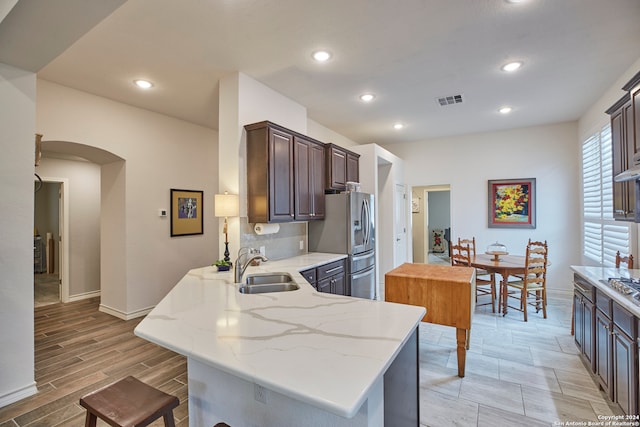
[{"xmin": 394, "ymin": 184, "xmax": 408, "ymax": 266}]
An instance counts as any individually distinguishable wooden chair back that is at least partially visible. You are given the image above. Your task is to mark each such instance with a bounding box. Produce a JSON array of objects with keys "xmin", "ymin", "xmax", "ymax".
[
  {"xmin": 451, "ymin": 243, "xmax": 471, "ymax": 267},
  {"xmin": 457, "ymin": 237, "xmax": 477, "ymax": 256},
  {"xmin": 523, "ymin": 239, "xmax": 548, "ymax": 287},
  {"xmin": 615, "ymin": 251, "xmax": 634, "ymax": 269}
]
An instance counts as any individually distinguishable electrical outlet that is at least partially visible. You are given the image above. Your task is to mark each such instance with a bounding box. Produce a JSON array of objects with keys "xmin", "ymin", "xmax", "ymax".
[
  {"xmin": 254, "ymin": 384, "xmax": 267, "ymax": 404},
  {"xmin": 299, "ymin": 240, "xmax": 304, "ymax": 250},
  {"xmin": 259, "ymin": 246, "xmax": 265, "ymax": 256}
]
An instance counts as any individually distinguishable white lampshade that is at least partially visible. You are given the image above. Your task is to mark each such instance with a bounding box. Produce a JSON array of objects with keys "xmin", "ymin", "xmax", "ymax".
[{"xmin": 214, "ymin": 193, "xmax": 239, "ymax": 217}]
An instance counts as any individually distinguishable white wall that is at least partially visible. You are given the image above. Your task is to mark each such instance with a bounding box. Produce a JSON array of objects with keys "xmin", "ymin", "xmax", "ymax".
[
  {"xmin": 36, "ymin": 80, "xmax": 218, "ymax": 317},
  {"xmin": 0, "ymin": 62, "xmax": 37, "ymax": 406},
  {"xmin": 37, "ymin": 158, "xmax": 101, "ymax": 297},
  {"xmin": 307, "ymin": 119, "xmax": 359, "ymax": 149},
  {"xmin": 382, "ymin": 122, "xmax": 580, "ymax": 292}
]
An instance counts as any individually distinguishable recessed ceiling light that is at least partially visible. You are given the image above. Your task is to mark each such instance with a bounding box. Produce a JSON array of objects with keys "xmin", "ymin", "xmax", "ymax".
[
  {"xmin": 505, "ymin": 0, "xmax": 526, "ymax": 3},
  {"xmin": 501, "ymin": 61, "xmax": 523, "ymax": 72},
  {"xmin": 359, "ymin": 93, "xmax": 375, "ymax": 102},
  {"xmin": 393, "ymin": 123, "xmax": 404, "ymax": 130},
  {"xmin": 134, "ymin": 79, "xmax": 153, "ymax": 89},
  {"xmin": 499, "ymin": 106, "xmax": 513, "ymax": 114},
  {"xmin": 312, "ymin": 50, "xmax": 332, "ymax": 62}
]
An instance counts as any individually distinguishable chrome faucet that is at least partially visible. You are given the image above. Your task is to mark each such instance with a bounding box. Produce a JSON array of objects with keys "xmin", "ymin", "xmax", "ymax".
[{"xmin": 234, "ymin": 247, "xmax": 268, "ymax": 283}]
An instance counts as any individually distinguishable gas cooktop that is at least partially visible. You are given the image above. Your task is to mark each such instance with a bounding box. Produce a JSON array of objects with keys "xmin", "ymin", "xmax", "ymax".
[{"xmin": 599, "ymin": 277, "xmax": 640, "ymax": 306}]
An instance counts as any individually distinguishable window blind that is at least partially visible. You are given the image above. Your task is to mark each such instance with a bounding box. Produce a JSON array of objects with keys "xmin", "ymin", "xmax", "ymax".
[{"xmin": 581, "ymin": 124, "xmax": 630, "ymax": 266}]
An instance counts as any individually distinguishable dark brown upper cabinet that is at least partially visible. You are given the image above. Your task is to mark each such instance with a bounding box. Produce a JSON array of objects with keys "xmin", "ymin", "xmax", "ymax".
[
  {"xmin": 607, "ymin": 70, "xmax": 640, "ymax": 222},
  {"xmin": 294, "ymin": 135, "xmax": 325, "ymax": 221},
  {"xmin": 325, "ymin": 143, "xmax": 360, "ymax": 192},
  {"xmin": 245, "ymin": 121, "xmax": 295, "ymax": 223}
]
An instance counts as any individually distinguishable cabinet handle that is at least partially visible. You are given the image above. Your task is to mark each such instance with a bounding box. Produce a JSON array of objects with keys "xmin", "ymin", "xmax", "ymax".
[
  {"xmin": 574, "ymin": 283, "xmax": 590, "ymax": 294},
  {"xmin": 325, "ymin": 266, "xmax": 342, "ymax": 274}
]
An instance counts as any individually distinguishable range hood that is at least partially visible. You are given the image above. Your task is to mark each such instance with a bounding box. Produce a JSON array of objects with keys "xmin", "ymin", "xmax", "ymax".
[{"xmin": 614, "ymin": 153, "xmax": 640, "ymax": 182}]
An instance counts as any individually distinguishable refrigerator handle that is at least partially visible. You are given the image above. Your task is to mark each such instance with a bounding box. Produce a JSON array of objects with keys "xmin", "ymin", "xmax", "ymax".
[{"xmin": 364, "ymin": 199, "xmax": 371, "ymax": 247}]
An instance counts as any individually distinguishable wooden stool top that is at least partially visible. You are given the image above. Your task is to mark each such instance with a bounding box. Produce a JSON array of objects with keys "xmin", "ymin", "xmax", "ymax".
[{"xmin": 80, "ymin": 376, "xmax": 179, "ymax": 427}]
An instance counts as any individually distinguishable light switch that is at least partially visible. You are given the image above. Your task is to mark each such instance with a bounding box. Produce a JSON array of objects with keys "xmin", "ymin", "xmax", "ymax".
[{"xmin": 159, "ymin": 209, "xmax": 167, "ymax": 217}]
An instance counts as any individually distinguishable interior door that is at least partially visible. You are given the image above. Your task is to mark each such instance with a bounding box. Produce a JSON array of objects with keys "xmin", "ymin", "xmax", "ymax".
[{"xmin": 394, "ymin": 184, "xmax": 407, "ymax": 267}]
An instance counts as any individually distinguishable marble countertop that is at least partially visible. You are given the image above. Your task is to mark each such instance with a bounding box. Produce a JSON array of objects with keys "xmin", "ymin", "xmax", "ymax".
[
  {"xmin": 570, "ymin": 265, "xmax": 640, "ymax": 317},
  {"xmin": 134, "ymin": 253, "xmax": 426, "ymax": 418}
]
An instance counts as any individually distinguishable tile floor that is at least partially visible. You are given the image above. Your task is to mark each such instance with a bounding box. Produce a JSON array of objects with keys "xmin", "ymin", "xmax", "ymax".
[
  {"xmin": 34, "ymin": 273, "xmax": 60, "ymax": 307},
  {"xmin": 418, "ymin": 292, "xmax": 623, "ymax": 427}
]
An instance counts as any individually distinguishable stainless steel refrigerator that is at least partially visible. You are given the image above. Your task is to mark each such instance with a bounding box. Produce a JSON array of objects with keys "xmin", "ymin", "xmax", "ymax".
[{"xmin": 308, "ymin": 192, "xmax": 376, "ymax": 299}]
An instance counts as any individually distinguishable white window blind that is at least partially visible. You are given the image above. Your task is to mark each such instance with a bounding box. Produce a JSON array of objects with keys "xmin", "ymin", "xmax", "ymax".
[{"xmin": 582, "ymin": 124, "xmax": 630, "ymax": 266}]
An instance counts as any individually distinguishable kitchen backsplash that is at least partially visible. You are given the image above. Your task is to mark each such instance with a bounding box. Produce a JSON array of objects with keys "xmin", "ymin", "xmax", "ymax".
[{"xmin": 239, "ymin": 219, "xmax": 307, "ymax": 261}]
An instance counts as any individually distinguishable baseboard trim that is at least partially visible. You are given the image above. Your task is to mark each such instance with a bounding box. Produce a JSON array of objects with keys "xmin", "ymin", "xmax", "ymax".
[
  {"xmin": 99, "ymin": 303, "xmax": 154, "ymax": 320},
  {"xmin": 68, "ymin": 290, "xmax": 101, "ymax": 302},
  {"xmin": 0, "ymin": 382, "xmax": 37, "ymax": 408}
]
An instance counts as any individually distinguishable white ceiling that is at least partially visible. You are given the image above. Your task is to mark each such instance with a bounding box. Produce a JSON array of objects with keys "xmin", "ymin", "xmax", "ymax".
[{"xmin": 3, "ymin": 0, "xmax": 640, "ymax": 145}]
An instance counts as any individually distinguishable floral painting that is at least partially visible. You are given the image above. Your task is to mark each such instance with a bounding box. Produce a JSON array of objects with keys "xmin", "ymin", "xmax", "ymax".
[{"xmin": 488, "ymin": 178, "xmax": 536, "ymax": 229}]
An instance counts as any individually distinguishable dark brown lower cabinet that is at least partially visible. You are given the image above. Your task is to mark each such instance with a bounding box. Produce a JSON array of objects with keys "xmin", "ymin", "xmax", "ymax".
[
  {"xmin": 613, "ymin": 325, "xmax": 635, "ymax": 415},
  {"xmin": 574, "ymin": 282, "xmax": 595, "ymax": 370},
  {"xmin": 612, "ymin": 302, "xmax": 638, "ymax": 415},
  {"xmin": 575, "ymin": 272, "xmax": 640, "ymax": 415},
  {"xmin": 300, "ymin": 258, "xmax": 347, "ymax": 296},
  {"xmin": 595, "ymin": 307, "xmax": 613, "ymax": 398}
]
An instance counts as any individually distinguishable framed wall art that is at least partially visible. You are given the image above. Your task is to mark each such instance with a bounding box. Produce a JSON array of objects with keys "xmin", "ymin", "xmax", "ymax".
[
  {"xmin": 170, "ymin": 189, "xmax": 204, "ymax": 236},
  {"xmin": 488, "ymin": 178, "xmax": 536, "ymax": 229}
]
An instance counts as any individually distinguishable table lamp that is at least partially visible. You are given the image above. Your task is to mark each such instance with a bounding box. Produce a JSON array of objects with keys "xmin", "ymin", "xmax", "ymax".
[{"xmin": 215, "ymin": 192, "xmax": 239, "ymax": 262}]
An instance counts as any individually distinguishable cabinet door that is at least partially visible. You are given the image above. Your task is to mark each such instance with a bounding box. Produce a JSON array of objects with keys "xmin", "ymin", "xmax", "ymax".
[
  {"xmin": 294, "ymin": 137, "xmax": 313, "ymax": 221},
  {"xmin": 574, "ymin": 293, "xmax": 585, "ymax": 351},
  {"xmin": 611, "ymin": 106, "xmax": 629, "ymax": 220},
  {"xmin": 310, "ymin": 142, "xmax": 325, "ymax": 218},
  {"xmin": 632, "ymin": 85, "xmax": 640, "ymax": 158},
  {"xmin": 583, "ymin": 299, "xmax": 595, "ymax": 371},
  {"xmin": 595, "ymin": 309, "xmax": 613, "ymax": 398},
  {"xmin": 294, "ymin": 137, "xmax": 325, "ymax": 220},
  {"xmin": 613, "ymin": 327, "xmax": 636, "ymax": 415},
  {"xmin": 346, "ymin": 151, "xmax": 359, "ymax": 183},
  {"xmin": 317, "ymin": 277, "xmax": 332, "ymax": 294},
  {"xmin": 300, "ymin": 267, "xmax": 316, "ymax": 286},
  {"xmin": 327, "ymin": 145, "xmax": 347, "ymax": 190},
  {"xmin": 269, "ymin": 127, "xmax": 295, "ymax": 221},
  {"xmin": 624, "ymin": 101, "xmax": 637, "ymax": 221},
  {"xmin": 332, "ymin": 272, "xmax": 346, "ymax": 296}
]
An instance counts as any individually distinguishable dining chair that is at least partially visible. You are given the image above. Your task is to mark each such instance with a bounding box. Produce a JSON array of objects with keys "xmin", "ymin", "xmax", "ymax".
[
  {"xmin": 458, "ymin": 237, "xmax": 496, "ymax": 313},
  {"xmin": 502, "ymin": 239, "xmax": 548, "ymax": 321},
  {"xmin": 615, "ymin": 251, "xmax": 634, "ymax": 269},
  {"xmin": 450, "ymin": 242, "xmax": 472, "ymax": 267}
]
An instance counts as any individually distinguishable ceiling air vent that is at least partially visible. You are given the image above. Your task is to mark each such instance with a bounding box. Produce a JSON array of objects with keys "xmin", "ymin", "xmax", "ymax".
[{"xmin": 436, "ymin": 94, "xmax": 464, "ymax": 107}]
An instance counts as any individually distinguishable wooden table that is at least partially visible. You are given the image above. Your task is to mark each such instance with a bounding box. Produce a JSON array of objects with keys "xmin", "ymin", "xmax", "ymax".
[
  {"xmin": 385, "ymin": 263, "xmax": 475, "ymax": 377},
  {"xmin": 470, "ymin": 253, "xmax": 526, "ymax": 315}
]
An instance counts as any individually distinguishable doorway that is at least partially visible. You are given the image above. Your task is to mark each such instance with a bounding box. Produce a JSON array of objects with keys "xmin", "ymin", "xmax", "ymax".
[
  {"xmin": 410, "ymin": 185, "xmax": 451, "ymax": 265},
  {"xmin": 34, "ymin": 179, "xmax": 67, "ymax": 306}
]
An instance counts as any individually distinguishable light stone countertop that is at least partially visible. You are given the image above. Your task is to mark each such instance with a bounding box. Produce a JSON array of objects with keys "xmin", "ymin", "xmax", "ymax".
[
  {"xmin": 570, "ymin": 265, "xmax": 640, "ymax": 317},
  {"xmin": 134, "ymin": 253, "xmax": 426, "ymax": 418}
]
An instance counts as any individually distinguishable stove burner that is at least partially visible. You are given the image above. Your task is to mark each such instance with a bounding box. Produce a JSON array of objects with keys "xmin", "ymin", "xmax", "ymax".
[{"xmin": 607, "ymin": 277, "xmax": 640, "ymax": 297}]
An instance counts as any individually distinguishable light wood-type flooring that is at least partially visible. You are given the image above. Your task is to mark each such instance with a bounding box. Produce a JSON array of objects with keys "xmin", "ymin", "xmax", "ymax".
[
  {"xmin": 0, "ymin": 297, "xmax": 188, "ymax": 427},
  {"xmin": 0, "ymin": 291, "xmax": 624, "ymax": 426}
]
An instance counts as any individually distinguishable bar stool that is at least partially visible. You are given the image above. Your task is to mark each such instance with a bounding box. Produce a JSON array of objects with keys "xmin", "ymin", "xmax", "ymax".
[{"xmin": 79, "ymin": 376, "xmax": 180, "ymax": 427}]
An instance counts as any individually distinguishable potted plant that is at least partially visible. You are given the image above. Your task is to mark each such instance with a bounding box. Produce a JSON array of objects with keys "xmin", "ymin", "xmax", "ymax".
[{"xmin": 212, "ymin": 259, "xmax": 232, "ymax": 272}]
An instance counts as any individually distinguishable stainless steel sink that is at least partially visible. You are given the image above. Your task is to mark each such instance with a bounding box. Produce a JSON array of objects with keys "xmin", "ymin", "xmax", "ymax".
[
  {"xmin": 238, "ymin": 272, "xmax": 299, "ymax": 294},
  {"xmin": 244, "ymin": 272, "xmax": 294, "ymax": 285},
  {"xmin": 238, "ymin": 282, "xmax": 300, "ymax": 294}
]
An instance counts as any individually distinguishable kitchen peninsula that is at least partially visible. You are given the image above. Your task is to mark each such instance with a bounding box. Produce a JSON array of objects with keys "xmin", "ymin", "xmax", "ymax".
[
  {"xmin": 571, "ymin": 266, "xmax": 639, "ymax": 416},
  {"xmin": 135, "ymin": 253, "xmax": 425, "ymax": 427}
]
